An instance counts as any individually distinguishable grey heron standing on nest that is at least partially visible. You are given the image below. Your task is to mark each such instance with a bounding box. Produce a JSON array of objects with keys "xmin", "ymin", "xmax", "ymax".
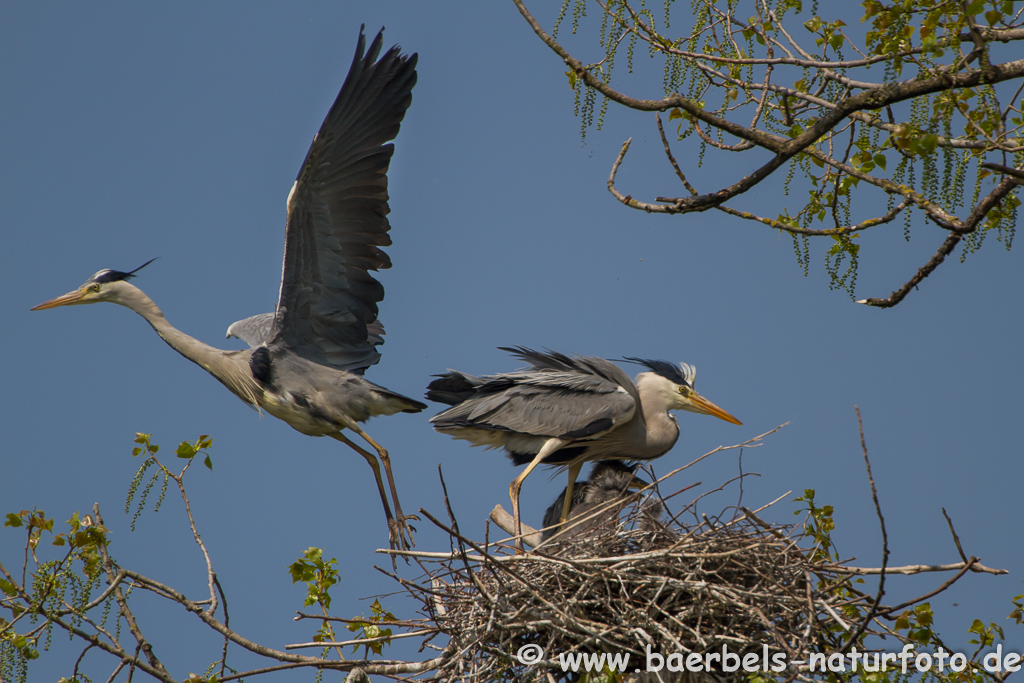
[
  {"xmin": 426, "ymin": 347, "xmax": 742, "ymax": 550},
  {"xmin": 541, "ymin": 460, "xmax": 647, "ymax": 543},
  {"xmin": 31, "ymin": 28, "xmax": 424, "ymax": 550}
]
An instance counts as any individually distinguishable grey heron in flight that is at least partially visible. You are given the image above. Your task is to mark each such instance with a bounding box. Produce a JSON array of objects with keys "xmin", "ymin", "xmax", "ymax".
[
  {"xmin": 426, "ymin": 347, "xmax": 741, "ymax": 550},
  {"xmin": 31, "ymin": 28, "xmax": 424, "ymax": 550},
  {"xmin": 540, "ymin": 460, "xmax": 646, "ymax": 542}
]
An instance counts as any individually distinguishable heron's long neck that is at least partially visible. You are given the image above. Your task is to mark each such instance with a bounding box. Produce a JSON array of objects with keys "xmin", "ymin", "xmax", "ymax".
[
  {"xmin": 638, "ymin": 399, "xmax": 681, "ymax": 457},
  {"xmin": 115, "ymin": 283, "xmax": 260, "ymax": 405}
]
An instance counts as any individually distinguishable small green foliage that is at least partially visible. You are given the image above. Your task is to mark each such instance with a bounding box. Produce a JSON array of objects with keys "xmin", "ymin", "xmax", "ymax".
[
  {"xmin": 184, "ymin": 674, "xmax": 219, "ymax": 683},
  {"xmin": 126, "ymin": 433, "xmax": 214, "ymax": 529},
  {"xmin": 967, "ymin": 615, "xmax": 1005, "ymax": 648},
  {"xmin": 896, "ymin": 603, "xmax": 937, "ymax": 644},
  {"xmin": 346, "ymin": 598, "xmax": 396, "ymax": 657},
  {"xmin": 825, "ymin": 233, "xmax": 860, "ymax": 299},
  {"xmin": 1010, "ymin": 580, "xmax": 1024, "ymax": 624},
  {"xmin": 125, "ymin": 433, "xmax": 171, "ymax": 530},
  {"xmin": 289, "ymin": 547, "xmax": 340, "ymax": 610},
  {"xmin": 176, "ymin": 434, "xmax": 214, "ymax": 471},
  {"xmin": 290, "ymin": 547, "xmax": 345, "ymax": 656},
  {"xmin": 1, "ymin": 508, "xmax": 109, "ymax": 678},
  {"xmin": 793, "ymin": 489, "xmax": 837, "ymax": 563},
  {"xmin": 580, "ymin": 666, "xmax": 622, "ymax": 683}
]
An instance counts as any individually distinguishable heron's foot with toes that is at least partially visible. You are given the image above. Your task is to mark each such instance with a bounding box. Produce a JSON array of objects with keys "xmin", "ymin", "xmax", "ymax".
[{"xmin": 390, "ymin": 514, "xmax": 419, "ymax": 551}]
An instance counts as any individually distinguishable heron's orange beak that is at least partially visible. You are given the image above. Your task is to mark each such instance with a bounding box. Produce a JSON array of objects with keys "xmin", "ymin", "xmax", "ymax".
[
  {"xmin": 31, "ymin": 288, "xmax": 90, "ymax": 310},
  {"xmin": 691, "ymin": 392, "xmax": 743, "ymax": 425}
]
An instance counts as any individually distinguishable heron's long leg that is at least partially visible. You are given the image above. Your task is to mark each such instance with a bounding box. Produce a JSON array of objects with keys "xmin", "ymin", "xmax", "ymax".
[
  {"xmin": 347, "ymin": 424, "xmax": 415, "ymax": 549},
  {"xmin": 559, "ymin": 462, "xmax": 584, "ymax": 524},
  {"xmin": 509, "ymin": 438, "xmax": 568, "ymax": 552},
  {"xmin": 328, "ymin": 432, "xmax": 408, "ymax": 551}
]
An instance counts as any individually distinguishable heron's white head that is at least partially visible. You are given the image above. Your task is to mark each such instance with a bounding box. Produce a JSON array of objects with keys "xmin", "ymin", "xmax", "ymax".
[
  {"xmin": 627, "ymin": 358, "xmax": 743, "ymax": 425},
  {"xmin": 31, "ymin": 259, "xmax": 156, "ymax": 311}
]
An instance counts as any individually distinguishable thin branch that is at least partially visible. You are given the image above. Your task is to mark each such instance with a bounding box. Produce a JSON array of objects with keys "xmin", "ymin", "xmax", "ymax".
[
  {"xmin": 858, "ymin": 232, "xmax": 963, "ymax": 307},
  {"xmin": 93, "ymin": 505, "xmax": 170, "ymax": 679},
  {"xmin": 827, "ymin": 560, "xmax": 1007, "ymax": 575},
  {"xmin": 839, "ymin": 407, "xmax": 888, "ymax": 653},
  {"xmin": 877, "ymin": 558, "xmax": 979, "ymax": 616},
  {"xmin": 286, "ymin": 628, "xmax": 437, "ymax": 650},
  {"xmin": 942, "ymin": 508, "xmax": 970, "ymax": 563}
]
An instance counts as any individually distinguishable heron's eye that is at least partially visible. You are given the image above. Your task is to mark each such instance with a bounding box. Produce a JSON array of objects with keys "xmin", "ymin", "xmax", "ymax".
[{"xmin": 90, "ymin": 284, "xmax": 101, "ymax": 293}]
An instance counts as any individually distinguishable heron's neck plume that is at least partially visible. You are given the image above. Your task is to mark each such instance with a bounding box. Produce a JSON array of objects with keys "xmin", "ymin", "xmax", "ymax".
[{"xmin": 112, "ymin": 282, "xmax": 260, "ymax": 405}]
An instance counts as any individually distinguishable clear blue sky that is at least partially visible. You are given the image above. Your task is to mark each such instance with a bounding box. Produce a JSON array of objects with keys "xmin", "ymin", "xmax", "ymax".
[{"xmin": 2, "ymin": 2, "xmax": 1021, "ymax": 678}]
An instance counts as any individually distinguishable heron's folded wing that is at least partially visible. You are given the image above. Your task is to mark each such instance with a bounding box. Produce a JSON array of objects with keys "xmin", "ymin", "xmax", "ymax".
[
  {"xmin": 271, "ymin": 28, "xmax": 417, "ymax": 374},
  {"xmin": 432, "ymin": 369, "xmax": 637, "ymax": 440}
]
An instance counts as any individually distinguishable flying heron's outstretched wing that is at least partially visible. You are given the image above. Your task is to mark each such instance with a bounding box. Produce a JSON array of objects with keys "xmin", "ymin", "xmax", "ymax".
[
  {"xmin": 428, "ymin": 347, "xmax": 638, "ymax": 442},
  {"xmin": 229, "ymin": 313, "xmax": 386, "ymax": 350},
  {"xmin": 270, "ymin": 27, "xmax": 417, "ymax": 374}
]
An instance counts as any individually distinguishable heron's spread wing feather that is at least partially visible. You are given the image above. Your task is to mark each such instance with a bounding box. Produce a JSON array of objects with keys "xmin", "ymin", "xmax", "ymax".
[
  {"xmin": 429, "ymin": 349, "xmax": 637, "ymax": 440},
  {"xmin": 230, "ymin": 313, "xmax": 385, "ymax": 350},
  {"xmin": 272, "ymin": 28, "xmax": 417, "ymax": 374}
]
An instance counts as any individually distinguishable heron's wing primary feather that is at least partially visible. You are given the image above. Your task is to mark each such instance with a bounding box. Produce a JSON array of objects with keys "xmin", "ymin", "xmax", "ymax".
[{"xmin": 271, "ymin": 28, "xmax": 417, "ymax": 374}]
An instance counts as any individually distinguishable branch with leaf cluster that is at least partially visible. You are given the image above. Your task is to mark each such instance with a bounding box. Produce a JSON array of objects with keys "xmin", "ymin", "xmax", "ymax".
[
  {"xmin": 0, "ymin": 434, "xmax": 447, "ymax": 683},
  {"xmin": 514, "ymin": 0, "xmax": 1023, "ymax": 306}
]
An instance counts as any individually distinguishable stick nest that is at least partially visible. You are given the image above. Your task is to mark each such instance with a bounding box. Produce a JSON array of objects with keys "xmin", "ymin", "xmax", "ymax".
[{"xmin": 401, "ymin": 487, "xmax": 874, "ymax": 683}]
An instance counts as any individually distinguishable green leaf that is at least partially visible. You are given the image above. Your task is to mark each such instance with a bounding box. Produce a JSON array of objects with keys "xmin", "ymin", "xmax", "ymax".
[
  {"xmin": 204, "ymin": 455, "xmax": 213, "ymax": 470},
  {"xmin": 4, "ymin": 512, "xmax": 23, "ymax": 528},
  {"xmin": 288, "ymin": 559, "xmax": 314, "ymax": 584},
  {"xmin": 176, "ymin": 441, "xmax": 197, "ymax": 459}
]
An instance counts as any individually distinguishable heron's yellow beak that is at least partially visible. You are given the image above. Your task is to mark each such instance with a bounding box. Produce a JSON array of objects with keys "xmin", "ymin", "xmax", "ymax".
[
  {"xmin": 31, "ymin": 287, "xmax": 91, "ymax": 311},
  {"xmin": 690, "ymin": 392, "xmax": 743, "ymax": 425}
]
